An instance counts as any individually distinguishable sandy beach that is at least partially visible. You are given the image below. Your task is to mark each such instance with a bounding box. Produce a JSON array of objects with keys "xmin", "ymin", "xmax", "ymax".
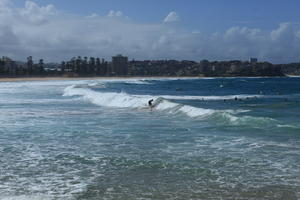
[
  {"xmin": 0, "ymin": 77, "xmax": 120, "ymax": 82},
  {"xmin": 0, "ymin": 74, "xmax": 298, "ymax": 83},
  {"xmin": 0, "ymin": 76, "xmax": 201, "ymax": 82}
]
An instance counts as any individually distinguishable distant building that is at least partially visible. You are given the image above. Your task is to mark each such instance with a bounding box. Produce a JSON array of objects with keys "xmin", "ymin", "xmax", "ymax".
[
  {"xmin": 249, "ymin": 58, "xmax": 258, "ymax": 63},
  {"xmin": 1, "ymin": 56, "xmax": 16, "ymax": 75},
  {"xmin": 230, "ymin": 64, "xmax": 239, "ymax": 72},
  {"xmin": 211, "ymin": 65, "xmax": 216, "ymax": 71},
  {"xmin": 1, "ymin": 56, "xmax": 12, "ymax": 62},
  {"xmin": 112, "ymin": 54, "xmax": 128, "ymax": 75}
]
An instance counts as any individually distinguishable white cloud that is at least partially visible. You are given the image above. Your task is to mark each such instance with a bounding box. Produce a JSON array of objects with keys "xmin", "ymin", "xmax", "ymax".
[
  {"xmin": 164, "ymin": 11, "xmax": 180, "ymax": 23},
  {"xmin": 107, "ymin": 10, "xmax": 123, "ymax": 17},
  {"xmin": 19, "ymin": 1, "xmax": 56, "ymax": 25},
  {"xmin": 0, "ymin": 0, "xmax": 13, "ymax": 23},
  {"xmin": 0, "ymin": 1, "xmax": 299, "ymax": 63},
  {"xmin": 0, "ymin": 0, "xmax": 10, "ymax": 9},
  {"xmin": 271, "ymin": 22, "xmax": 295, "ymax": 42},
  {"xmin": 86, "ymin": 13, "xmax": 99, "ymax": 19}
]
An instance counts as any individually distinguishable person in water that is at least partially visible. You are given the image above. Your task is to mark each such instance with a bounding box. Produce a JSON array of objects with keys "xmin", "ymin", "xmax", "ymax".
[{"xmin": 148, "ymin": 99, "xmax": 154, "ymax": 110}]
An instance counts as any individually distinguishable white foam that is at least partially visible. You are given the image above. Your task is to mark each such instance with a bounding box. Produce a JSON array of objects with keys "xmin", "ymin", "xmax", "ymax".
[
  {"xmin": 63, "ymin": 86, "xmax": 218, "ymax": 118},
  {"xmin": 83, "ymin": 79, "xmax": 150, "ymax": 86},
  {"xmin": 122, "ymin": 79, "xmax": 152, "ymax": 84},
  {"xmin": 63, "ymin": 86, "xmax": 277, "ymax": 126},
  {"xmin": 64, "ymin": 85, "xmax": 148, "ymax": 108},
  {"xmin": 277, "ymin": 124, "xmax": 300, "ymax": 129},
  {"xmin": 155, "ymin": 101, "xmax": 178, "ymax": 110},
  {"xmin": 178, "ymin": 105, "xmax": 215, "ymax": 118},
  {"xmin": 94, "ymin": 78, "xmax": 153, "ymax": 85},
  {"xmin": 0, "ymin": 195, "xmax": 52, "ymax": 200},
  {"xmin": 215, "ymin": 112, "xmax": 277, "ymax": 127}
]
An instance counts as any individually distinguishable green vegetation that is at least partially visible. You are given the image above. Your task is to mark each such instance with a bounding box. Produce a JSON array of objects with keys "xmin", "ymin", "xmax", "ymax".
[{"xmin": 0, "ymin": 55, "xmax": 297, "ymax": 78}]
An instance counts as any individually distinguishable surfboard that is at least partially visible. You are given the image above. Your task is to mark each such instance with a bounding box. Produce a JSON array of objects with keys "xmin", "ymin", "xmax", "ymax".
[
  {"xmin": 151, "ymin": 97, "xmax": 164, "ymax": 108},
  {"xmin": 141, "ymin": 97, "xmax": 164, "ymax": 111}
]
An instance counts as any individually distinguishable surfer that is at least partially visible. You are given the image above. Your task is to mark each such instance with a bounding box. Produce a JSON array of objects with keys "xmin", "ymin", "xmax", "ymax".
[{"xmin": 148, "ymin": 99, "xmax": 154, "ymax": 110}]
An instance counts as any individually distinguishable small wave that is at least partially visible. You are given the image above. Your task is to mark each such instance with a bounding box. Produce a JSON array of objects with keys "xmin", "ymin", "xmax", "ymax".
[
  {"xmin": 98, "ymin": 78, "xmax": 153, "ymax": 85},
  {"xmin": 122, "ymin": 79, "xmax": 152, "ymax": 85},
  {"xmin": 177, "ymin": 105, "xmax": 216, "ymax": 118},
  {"xmin": 157, "ymin": 94, "xmax": 300, "ymax": 101},
  {"xmin": 213, "ymin": 112, "xmax": 277, "ymax": 127},
  {"xmin": 73, "ymin": 82, "xmax": 106, "ymax": 89},
  {"xmin": 159, "ymin": 94, "xmax": 264, "ymax": 101},
  {"xmin": 277, "ymin": 124, "xmax": 300, "ymax": 130}
]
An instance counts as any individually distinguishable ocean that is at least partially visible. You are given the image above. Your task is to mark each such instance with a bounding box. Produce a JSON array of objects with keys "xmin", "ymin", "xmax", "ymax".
[{"xmin": 0, "ymin": 77, "xmax": 299, "ymax": 200}]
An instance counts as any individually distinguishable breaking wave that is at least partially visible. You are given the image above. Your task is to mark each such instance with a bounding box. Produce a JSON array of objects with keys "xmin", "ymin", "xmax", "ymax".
[
  {"xmin": 63, "ymin": 85, "xmax": 219, "ymax": 118},
  {"xmin": 63, "ymin": 85, "xmax": 280, "ymax": 128}
]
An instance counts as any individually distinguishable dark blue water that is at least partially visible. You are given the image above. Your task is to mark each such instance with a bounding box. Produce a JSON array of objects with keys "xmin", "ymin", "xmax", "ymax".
[{"xmin": 0, "ymin": 77, "xmax": 299, "ymax": 199}]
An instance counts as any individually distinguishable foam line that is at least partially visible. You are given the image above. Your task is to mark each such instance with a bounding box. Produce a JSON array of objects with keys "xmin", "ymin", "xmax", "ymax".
[
  {"xmin": 64, "ymin": 85, "xmax": 288, "ymax": 128},
  {"xmin": 63, "ymin": 86, "xmax": 253, "ymax": 122}
]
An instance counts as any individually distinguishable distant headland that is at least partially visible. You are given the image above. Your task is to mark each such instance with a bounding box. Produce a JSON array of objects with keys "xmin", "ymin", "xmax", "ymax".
[{"xmin": 1, "ymin": 55, "xmax": 300, "ymax": 78}]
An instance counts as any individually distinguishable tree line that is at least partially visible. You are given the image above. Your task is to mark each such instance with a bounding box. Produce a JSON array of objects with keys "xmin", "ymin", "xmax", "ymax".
[{"xmin": 1, "ymin": 55, "xmax": 299, "ymax": 77}]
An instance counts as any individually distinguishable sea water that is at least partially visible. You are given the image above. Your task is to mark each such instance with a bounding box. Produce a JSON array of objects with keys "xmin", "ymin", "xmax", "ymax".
[{"xmin": 0, "ymin": 77, "xmax": 299, "ymax": 200}]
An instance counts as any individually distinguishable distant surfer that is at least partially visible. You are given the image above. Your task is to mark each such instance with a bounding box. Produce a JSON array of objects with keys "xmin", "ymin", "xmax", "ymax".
[{"xmin": 148, "ymin": 99, "xmax": 154, "ymax": 110}]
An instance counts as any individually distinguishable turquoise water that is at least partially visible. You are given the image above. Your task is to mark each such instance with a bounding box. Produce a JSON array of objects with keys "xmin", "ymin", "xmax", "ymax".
[{"xmin": 0, "ymin": 77, "xmax": 300, "ymax": 200}]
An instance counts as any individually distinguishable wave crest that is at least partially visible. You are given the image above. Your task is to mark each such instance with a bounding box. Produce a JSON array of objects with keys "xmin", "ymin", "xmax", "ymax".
[
  {"xmin": 63, "ymin": 85, "xmax": 279, "ymax": 128},
  {"xmin": 64, "ymin": 85, "xmax": 218, "ymax": 118}
]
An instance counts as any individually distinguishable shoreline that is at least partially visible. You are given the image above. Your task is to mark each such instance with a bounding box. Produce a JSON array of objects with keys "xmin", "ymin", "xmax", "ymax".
[
  {"xmin": 0, "ymin": 76, "xmax": 201, "ymax": 82},
  {"xmin": 0, "ymin": 75, "xmax": 299, "ymax": 82}
]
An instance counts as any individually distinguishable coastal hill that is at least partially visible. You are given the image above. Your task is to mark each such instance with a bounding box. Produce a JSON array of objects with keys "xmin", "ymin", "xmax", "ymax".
[{"xmin": 0, "ymin": 55, "xmax": 298, "ymax": 78}]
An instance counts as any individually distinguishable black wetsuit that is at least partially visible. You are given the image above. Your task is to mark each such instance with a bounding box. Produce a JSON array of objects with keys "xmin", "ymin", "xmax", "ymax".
[{"xmin": 148, "ymin": 99, "xmax": 154, "ymax": 107}]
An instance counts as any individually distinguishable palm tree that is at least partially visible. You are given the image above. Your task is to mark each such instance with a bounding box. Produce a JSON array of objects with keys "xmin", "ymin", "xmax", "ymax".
[
  {"xmin": 39, "ymin": 59, "xmax": 44, "ymax": 75},
  {"xmin": 61, "ymin": 61, "xmax": 66, "ymax": 74},
  {"xmin": 27, "ymin": 56, "xmax": 33, "ymax": 75},
  {"xmin": 89, "ymin": 57, "xmax": 95, "ymax": 75},
  {"xmin": 96, "ymin": 58, "xmax": 101, "ymax": 75}
]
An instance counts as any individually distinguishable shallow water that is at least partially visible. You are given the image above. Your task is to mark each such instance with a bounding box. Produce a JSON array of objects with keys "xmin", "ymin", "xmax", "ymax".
[{"xmin": 0, "ymin": 77, "xmax": 300, "ymax": 199}]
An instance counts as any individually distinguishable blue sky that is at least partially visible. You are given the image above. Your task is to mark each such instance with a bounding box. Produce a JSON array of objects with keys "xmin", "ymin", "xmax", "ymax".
[
  {"xmin": 14, "ymin": 0, "xmax": 300, "ymax": 31},
  {"xmin": 1, "ymin": 0, "xmax": 300, "ymax": 63}
]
